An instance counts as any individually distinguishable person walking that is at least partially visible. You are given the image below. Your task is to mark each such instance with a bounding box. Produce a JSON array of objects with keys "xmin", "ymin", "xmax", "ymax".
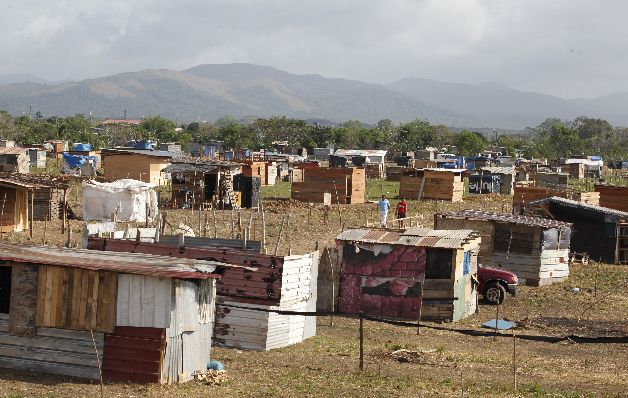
[
  {"xmin": 377, "ymin": 194, "xmax": 390, "ymax": 227},
  {"xmin": 396, "ymin": 197, "xmax": 408, "ymax": 228}
]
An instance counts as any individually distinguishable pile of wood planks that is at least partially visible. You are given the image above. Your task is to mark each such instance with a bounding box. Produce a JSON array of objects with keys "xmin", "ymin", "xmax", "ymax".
[
  {"xmin": 399, "ymin": 169, "xmax": 464, "ymax": 202},
  {"xmin": 513, "ymin": 185, "xmax": 566, "ymax": 207},
  {"xmin": 595, "ymin": 184, "xmax": 628, "ymax": 212},
  {"xmin": 571, "ymin": 191, "xmax": 600, "ymax": 206},
  {"xmin": 291, "ymin": 167, "xmax": 365, "ymax": 204}
]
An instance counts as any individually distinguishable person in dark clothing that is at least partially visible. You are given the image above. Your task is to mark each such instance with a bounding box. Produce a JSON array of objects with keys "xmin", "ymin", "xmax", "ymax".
[{"xmin": 396, "ymin": 197, "xmax": 408, "ymax": 228}]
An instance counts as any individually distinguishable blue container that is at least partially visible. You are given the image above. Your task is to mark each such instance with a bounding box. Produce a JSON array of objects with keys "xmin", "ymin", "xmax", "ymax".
[{"xmin": 207, "ymin": 360, "xmax": 225, "ymax": 371}]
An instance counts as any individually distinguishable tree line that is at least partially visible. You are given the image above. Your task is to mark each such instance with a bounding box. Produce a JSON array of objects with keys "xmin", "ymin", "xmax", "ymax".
[{"xmin": 1, "ymin": 110, "xmax": 626, "ymax": 161}]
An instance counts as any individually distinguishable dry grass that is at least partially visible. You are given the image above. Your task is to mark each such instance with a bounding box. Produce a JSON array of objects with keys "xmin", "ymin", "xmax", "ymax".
[{"xmin": 0, "ymin": 181, "xmax": 626, "ymax": 397}]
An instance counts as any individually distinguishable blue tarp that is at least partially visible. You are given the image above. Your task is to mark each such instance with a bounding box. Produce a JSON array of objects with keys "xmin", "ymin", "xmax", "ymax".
[
  {"xmin": 482, "ymin": 319, "xmax": 515, "ymax": 330},
  {"xmin": 73, "ymin": 143, "xmax": 92, "ymax": 151},
  {"xmin": 63, "ymin": 153, "xmax": 96, "ymax": 168}
]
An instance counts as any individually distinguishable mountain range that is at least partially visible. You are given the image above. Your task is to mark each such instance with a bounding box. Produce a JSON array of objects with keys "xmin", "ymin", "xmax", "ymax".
[{"xmin": 0, "ymin": 63, "xmax": 626, "ymax": 129}]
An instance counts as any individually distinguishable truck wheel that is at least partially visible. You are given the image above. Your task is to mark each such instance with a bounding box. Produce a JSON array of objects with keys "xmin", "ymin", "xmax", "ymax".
[{"xmin": 483, "ymin": 282, "xmax": 506, "ymax": 305}]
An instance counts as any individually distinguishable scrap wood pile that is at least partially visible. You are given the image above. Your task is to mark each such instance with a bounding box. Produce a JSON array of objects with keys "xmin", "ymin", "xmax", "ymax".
[
  {"xmin": 399, "ymin": 169, "xmax": 464, "ymax": 202},
  {"xmin": 193, "ymin": 370, "xmax": 229, "ymax": 385},
  {"xmin": 595, "ymin": 184, "xmax": 628, "ymax": 212},
  {"xmin": 291, "ymin": 167, "xmax": 365, "ymax": 204}
]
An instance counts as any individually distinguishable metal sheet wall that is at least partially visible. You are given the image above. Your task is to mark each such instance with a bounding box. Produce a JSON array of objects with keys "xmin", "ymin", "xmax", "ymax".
[{"xmin": 116, "ymin": 274, "xmax": 171, "ymax": 328}]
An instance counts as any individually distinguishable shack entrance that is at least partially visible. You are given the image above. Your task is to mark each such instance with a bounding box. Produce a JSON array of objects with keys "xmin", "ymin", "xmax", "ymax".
[
  {"xmin": 0, "ymin": 265, "xmax": 11, "ymax": 313},
  {"xmin": 204, "ymin": 173, "xmax": 218, "ymax": 201}
]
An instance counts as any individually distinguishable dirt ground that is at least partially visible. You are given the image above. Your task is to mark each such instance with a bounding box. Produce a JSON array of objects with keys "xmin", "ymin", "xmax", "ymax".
[{"xmin": 0, "ymin": 181, "xmax": 627, "ymax": 397}]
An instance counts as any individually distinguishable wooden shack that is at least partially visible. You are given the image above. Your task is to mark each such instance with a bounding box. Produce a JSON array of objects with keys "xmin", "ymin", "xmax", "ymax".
[
  {"xmin": 163, "ymin": 158, "xmax": 252, "ymax": 209},
  {"xmin": 0, "ymin": 174, "xmax": 70, "ymax": 224},
  {"xmin": 399, "ymin": 168, "xmax": 465, "ymax": 202},
  {"xmin": 88, "ymin": 237, "xmax": 319, "ymax": 351},
  {"xmin": 435, "ymin": 210, "xmax": 571, "ymax": 286},
  {"xmin": 478, "ymin": 166, "xmax": 515, "ymax": 195},
  {"xmin": 335, "ymin": 228, "xmax": 480, "ymax": 322},
  {"xmin": 101, "ymin": 148, "xmax": 177, "ymax": 185},
  {"xmin": 0, "ymin": 242, "xmax": 226, "ymax": 383},
  {"xmin": 0, "ymin": 148, "xmax": 29, "ymax": 174},
  {"xmin": 529, "ymin": 197, "xmax": 628, "ymax": 264},
  {"xmin": 239, "ymin": 160, "xmax": 269, "ymax": 186},
  {"xmin": 595, "ymin": 184, "xmax": 628, "ymax": 212},
  {"xmin": 536, "ymin": 171, "xmax": 569, "ymax": 190},
  {"xmin": 291, "ymin": 167, "xmax": 365, "ymax": 204}
]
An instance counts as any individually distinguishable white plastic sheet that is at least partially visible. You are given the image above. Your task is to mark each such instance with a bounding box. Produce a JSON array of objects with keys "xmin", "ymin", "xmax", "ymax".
[{"xmin": 82, "ymin": 179, "xmax": 158, "ymax": 222}]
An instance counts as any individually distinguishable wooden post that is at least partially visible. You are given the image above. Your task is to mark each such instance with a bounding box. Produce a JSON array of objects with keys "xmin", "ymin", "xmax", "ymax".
[
  {"xmin": 43, "ymin": 213, "xmax": 48, "ymax": 244},
  {"xmin": 328, "ymin": 247, "xmax": 336, "ymax": 327},
  {"xmin": 359, "ymin": 312, "xmax": 364, "ymax": 371},
  {"xmin": 230, "ymin": 208, "xmax": 235, "ymax": 238},
  {"xmin": 161, "ymin": 212, "xmax": 167, "ymax": 236},
  {"xmin": 62, "ymin": 188, "xmax": 67, "ymax": 234},
  {"xmin": 197, "ymin": 208, "xmax": 202, "ymax": 236},
  {"xmin": 0, "ymin": 191, "xmax": 6, "ymax": 240},
  {"xmin": 203, "ymin": 213, "xmax": 208, "ymax": 237},
  {"xmin": 29, "ymin": 189, "xmax": 34, "ymax": 239},
  {"xmin": 512, "ymin": 329, "xmax": 517, "ymax": 391},
  {"xmin": 66, "ymin": 222, "xmax": 72, "ymax": 248},
  {"xmin": 261, "ymin": 203, "xmax": 267, "ymax": 253},
  {"xmin": 416, "ymin": 280, "xmax": 423, "ymax": 335},
  {"xmin": 274, "ymin": 214, "xmax": 286, "ymax": 256},
  {"xmin": 178, "ymin": 232, "xmax": 185, "ymax": 247},
  {"xmin": 494, "ymin": 300, "xmax": 500, "ymax": 339},
  {"xmin": 213, "ymin": 210, "xmax": 217, "ymax": 238},
  {"xmin": 286, "ymin": 210, "xmax": 292, "ymax": 255}
]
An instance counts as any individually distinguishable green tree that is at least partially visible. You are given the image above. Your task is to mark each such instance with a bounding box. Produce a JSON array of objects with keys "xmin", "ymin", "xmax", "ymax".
[{"xmin": 454, "ymin": 131, "xmax": 487, "ymax": 157}]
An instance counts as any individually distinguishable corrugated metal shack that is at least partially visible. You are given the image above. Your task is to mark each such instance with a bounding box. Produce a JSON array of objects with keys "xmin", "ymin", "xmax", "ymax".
[
  {"xmin": 529, "ymin": 197, "xmax": 628, "ymax": 264},
  {"xmin": 435, "ymin": 210, "xmax": 571, "ymax": 286},
  {"xmin": 87, "ymin": 237, "xmax": 319, "ymax": 351},
  {"xmin": 0, "ymin": 242, "xmax": 226, "ymax": 383},
  {"xmin": 162, "ymin": 158, "xmax": 250, "ymax": 209},
  {"xmin": 0, "ymin": 148, "xmax": 30, "ymax": 174},
  {"xmin": 335, "ymin": 228, "xmax": 480, "ymax": 322}
]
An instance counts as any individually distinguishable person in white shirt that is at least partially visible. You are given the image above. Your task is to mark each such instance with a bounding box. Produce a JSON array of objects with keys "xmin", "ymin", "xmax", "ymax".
[{"xmin": 377, "ymin": 194, "xmax": 390, "ymax": 227}]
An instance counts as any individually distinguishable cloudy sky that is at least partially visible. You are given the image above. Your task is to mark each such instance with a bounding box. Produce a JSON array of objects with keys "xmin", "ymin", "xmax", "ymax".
[{"xmin": 1, "ymin": 0, "xmax": 626, "ymax": 99}]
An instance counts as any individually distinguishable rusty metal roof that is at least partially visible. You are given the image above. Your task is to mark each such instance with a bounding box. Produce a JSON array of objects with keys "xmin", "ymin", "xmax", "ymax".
[
  {"xmin": 0, "ymin": 243, "xmax": 223, "ymax": 279},
  {"xmin": 0, "ymin": 147, "xmax": 28, "ymax": 156},
  {"xmin": 0, "ymin": 173, "xmax": 71, "ymax": 189},
  {"xmin": 336, "ymin": 228, "xmax": 477, "ymax": 249},
  {"xmin": 435, "ymin": 210, "xmax": 571, "ymax": 228},
  {"xmin": 478, "ymin": 166, "xmax": 515, "ymax": 175},
  {"xmin": 530, "ymin": 196, "xmax": 628, "ymax": 219}
]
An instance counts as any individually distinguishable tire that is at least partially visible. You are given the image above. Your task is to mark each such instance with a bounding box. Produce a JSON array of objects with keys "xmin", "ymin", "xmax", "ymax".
[{"xmin": 482, "ymin": 281, "xmax": 506, "ymax": 305}]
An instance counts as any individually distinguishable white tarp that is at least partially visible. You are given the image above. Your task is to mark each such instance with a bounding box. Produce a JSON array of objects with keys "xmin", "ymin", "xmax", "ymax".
[{"xmin": 83, "ymin": 179, "xmax": 158, "ymax": 222}]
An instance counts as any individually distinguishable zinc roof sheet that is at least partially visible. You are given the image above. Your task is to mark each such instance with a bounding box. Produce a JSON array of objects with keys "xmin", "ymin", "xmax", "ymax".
[
  {"xmin": 336, "ymin": 227, "xmax": 477, "ymax": 248},
  {"xmin": 530, "ymin": 196, "xmax": 628, "ymax": 219},
  {"xmin": 436, "ymin": 210, "xmax": 571, "ymax": 229},
  {"xmin": 0, "ymin": 242, "xmax": 223, "ymax": 279}
]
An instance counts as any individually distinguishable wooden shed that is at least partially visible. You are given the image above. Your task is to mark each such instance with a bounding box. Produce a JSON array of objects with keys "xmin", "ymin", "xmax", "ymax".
[
  {"xmin": 101, "ymin": 148, "xmax": 177, "ymax": 185},
  {"xmin": 435, "ymin": 210, "xmax": 571, "ymax": 286},
  {"xmin": 399, "ymin": 168, "xmax": 465, "ymax": 202},
  {"xmin": 163, "ymin": 158, "xmax": 251, "ymax": 209},
  {"xmin": 238, "ymin": 160, "xmax": 268, "ymax": 185},
  {"xmin": 0, "ymin": 242, "xmax": 225, "ymax": 383},
  {"xmin": 0, "ymin": 148, "xmax": 29, "ymax": 174},
  {"xmin": 0, "ymin": 174, "xmax": 70, "ymax": 225},
  {"xmin": 291, "ymin": 167, "xmax": 365, "ymax": 204},
  {"xmin": 529, "ymin": 197, "xmax": 628, "ymax": 264},
  {"xmin": 335, "ymin": 228, "xmax": 480, "ymax": 322},
  {"xmin": 595, "ymin": 184, "xmax": 628, "ymax": 212},
  {"xmin": 87, "ymin": 237, "xmax": 319, "ymax": 351}
]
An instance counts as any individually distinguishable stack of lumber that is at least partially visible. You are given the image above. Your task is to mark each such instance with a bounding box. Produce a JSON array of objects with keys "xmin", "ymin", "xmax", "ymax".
[
  {"xmin": 513, "ymin": 185, "xmax": 566, "ymax": 207},
  {"xmin": 291, "ymin": 167, "xmax": 365, "ymax": 204},
  {"xmin": 214, "ymin": 252, "xmax": 318, "ymax": 351},
  {"xmin": 33, "ymin": 187, "xmax": 64, "ymax": 220},
  {"xmin": 365, "ymin": 164, "xmax": 384, "ymax": 179},
  {"xmin": 385, "ymin": 166, "xmax": 406, "ymax": 181},
  {"xmin": 412, "ymin": 159, "xmax": 437, "ymax": 169},
  {"xmin": 571, "ymin": 191, "xmax": 600, "ymax": 206},
  {"xmin": 595, "ymin": 184, "xmax": 628, "ymax": 212},
  {"xmin": 399, "ymin": 169, "xmax": 464, "ymax": 202}
]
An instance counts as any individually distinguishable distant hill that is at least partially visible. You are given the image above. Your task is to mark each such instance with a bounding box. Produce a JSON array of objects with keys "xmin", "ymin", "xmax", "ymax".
[
  {"xmin": 386, "ymin": 78, "xmax": 628, "ymax": 128},
  {"xmin": 0, "ymin": 64, "xmax": 626, "ymax": 128},
  {"xmin": 0, "ymin": 64, "xmax": 476, "ymax": 125}
]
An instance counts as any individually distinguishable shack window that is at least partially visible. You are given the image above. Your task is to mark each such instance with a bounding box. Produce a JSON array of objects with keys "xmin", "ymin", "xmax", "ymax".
[
  {"xmin": 425, "ymin": 249, "xmax": 453, "ymax": 279},
  {"xmin": 0, "ymin": 266, "xmax": 11, "ymax": 313}
]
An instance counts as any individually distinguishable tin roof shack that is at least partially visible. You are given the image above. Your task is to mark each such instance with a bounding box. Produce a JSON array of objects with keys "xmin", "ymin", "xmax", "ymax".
[
  {"xmin": 595, "ymin": 184, "xmax": 628, "ymax": 212},
  {"xmin": 87, "ymin": 237, "xmax": 319, "ymax": 351},
  {"xmin": 334, "ymin": 149, "xmax": 387, "ymax": 165},
  {"xmin": 478, "ymin": 166, "xmax": 515, "ymax": 195},
  {"xmin": 0, "ymin": 148, "xmax": 29, "ymax": 174},
  {"xmin": 163, "ymin": 158, "xmax": 250, "ymax": 209},
  {"xmin": 435, "ymin": 210, "xmax": 571, "ymax": 286},
  {"xmin": 0, "ymin": 173, "xmax": 70, "ymax": 223},
  {"xmin": 399, "ymin": 168, "xmax": 465, "ymax": 202},
  {"xmin": 529, "ymin": 197, "xmax": 628, "ymax": 264},
  {"xmin": 0, "ymin": 242, "xmax": 224, "ymax": 383},
  {"xmin": 291, "ymin": 167, "xmax": 366, "ymax": 204},
  {"xmin": 335, "ymin": 228, "xmax": 480, "ymax": 322},
  {"xmin": 101, "ymin": 148, "xmax": 177, "ymax": 185}
]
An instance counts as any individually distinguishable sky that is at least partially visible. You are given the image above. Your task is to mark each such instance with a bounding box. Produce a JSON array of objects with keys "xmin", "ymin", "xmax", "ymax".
[{"xmin": 1, "ymin": 0, "xmax": 627, "ymax": 99}]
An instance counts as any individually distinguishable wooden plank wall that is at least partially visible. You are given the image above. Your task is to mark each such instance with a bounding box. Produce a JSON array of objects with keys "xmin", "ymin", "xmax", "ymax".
[
  {"xmin": 399, "ymin": 170, "xmax": 464, "ymax": 202},
  {"xmin": 291, "ymin": 167, "xmax": 365, "ymax": 204},
  {"xmin": 35, "ymin": 265, "xmax": 118, "ymax": 333},
  {"xmin": 0, "ymin": 187, "xmax": 18, "ymax": 232},
  {"xmin": 434, "ymin": 218, "xmax": 495, "ymax": 264},
  {"xmin": 595, "ymin": 184, "xmax": 628, "ymax": 212}
]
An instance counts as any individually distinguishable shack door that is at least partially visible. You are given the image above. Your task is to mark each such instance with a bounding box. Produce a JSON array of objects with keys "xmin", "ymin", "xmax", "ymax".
[{"xmin": 204, "ymin": 173, "xmax": 218, "ymax": 201}]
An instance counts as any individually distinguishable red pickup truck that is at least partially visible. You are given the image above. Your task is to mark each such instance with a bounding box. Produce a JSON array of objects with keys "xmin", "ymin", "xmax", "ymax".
[{"xmin": 477, "ymin": 265, "xmax": 518, "ymax": 305}]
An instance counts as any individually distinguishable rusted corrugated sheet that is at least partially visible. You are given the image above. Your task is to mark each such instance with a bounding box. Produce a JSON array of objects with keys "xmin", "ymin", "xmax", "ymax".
[
  {"xmin": 435, "ymin": 209, "xmax": 572, "ymax": 228},
  {"xmin": 89, "ymin": 237, "xmax": 284, "ymax": 305},
  {"xmin": 336, "ymin": 228, "xmax": 477, "ymax": 248},
  {"xmin": 102, "ymin": 326, "xmax": 165, "ymax": 384},
  {"xmin": 0, "ymin": 242, "xmax": 222, "ymax": 280}
]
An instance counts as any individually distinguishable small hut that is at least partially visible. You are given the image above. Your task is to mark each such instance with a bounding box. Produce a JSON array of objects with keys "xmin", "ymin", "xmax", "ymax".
[
  {"xmin": 0, "ymin": 148, "xmax": 29, "ymax": 174},
  {"xmin": 335, "ymin": 228, "xmax": 481, "ymax": 322},
  {"xmin": 100, "ymin": 148, "xmax": 178, "ymax": 185},
  {"xmin": 435, "ymin": 210, "xmax": 571, "ymax": 286},
  {"xmin": 399, "ymin": 168, "xmax": 465, "ymax": 202},
  {"xmin": 0, "ymin": 242, "xmax": 225, "ymax": 383},
  {"xmin": 291, "ymin": 167, "xmax": 365, "ymax": 204}
]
